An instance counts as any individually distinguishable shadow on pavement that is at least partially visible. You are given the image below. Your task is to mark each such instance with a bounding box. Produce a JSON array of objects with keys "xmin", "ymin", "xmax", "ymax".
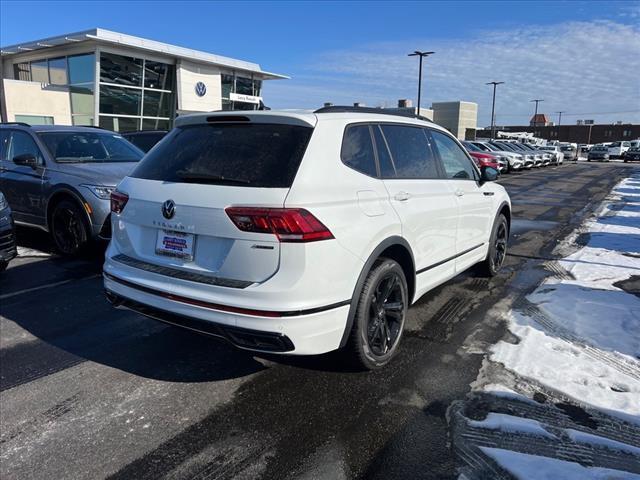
[{"xmin": 1, "ymin": 277, "xmax": 267, "ymax": 389}]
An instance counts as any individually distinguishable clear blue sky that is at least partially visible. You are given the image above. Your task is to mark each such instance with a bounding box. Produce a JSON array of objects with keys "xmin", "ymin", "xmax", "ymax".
[{"xmin": 2, "ymin": 1, "xmax": 639, "ymax": 125}]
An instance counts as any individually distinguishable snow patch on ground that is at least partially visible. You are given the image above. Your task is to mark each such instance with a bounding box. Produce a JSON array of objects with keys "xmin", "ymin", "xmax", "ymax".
[
  {"xmin": 481, "ymin": 447, "xmax": 640, "ymax": 480},
  {"xmin": 455, "ymin": 174, "xmax": 640, "ymax": 479},
  {"xmin": 565, "ymin": 429, "xmax": 640, "ymax": 457},
  {"xmin": 468, "ymin": 413, "xmax": 556, "ymax": 439},
  {"xmin": 492, "ymin": 175, "xmax": 640, "ymax": 418}
]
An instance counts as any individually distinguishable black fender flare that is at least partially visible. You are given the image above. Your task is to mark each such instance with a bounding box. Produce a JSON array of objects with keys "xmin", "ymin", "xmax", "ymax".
[
  {"xmin": 495, "ymin": 200, "xmax": 511, "ymax": 234},
  {"xmin": 46, "ymin": 186, "xmax": 94, "ymax": 233},
  {"xmin": 339, "ymin": 236, "xmax": 415, "ymax": 348}
]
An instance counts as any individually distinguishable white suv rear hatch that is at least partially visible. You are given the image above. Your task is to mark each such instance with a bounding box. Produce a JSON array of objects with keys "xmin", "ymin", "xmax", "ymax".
[{"xmin": 111, "ymin": 113, "xmax": 315, "ymax": 284}]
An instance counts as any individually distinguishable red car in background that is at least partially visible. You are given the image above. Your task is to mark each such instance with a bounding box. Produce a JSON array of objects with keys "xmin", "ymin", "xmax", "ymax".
[
  {"xmin": 461, "ymin": 141, "xmax": 504, "ymax": 173},
  {"xmin": 468, "ymin": 151, "xmax": 501, "ymax": 172}
]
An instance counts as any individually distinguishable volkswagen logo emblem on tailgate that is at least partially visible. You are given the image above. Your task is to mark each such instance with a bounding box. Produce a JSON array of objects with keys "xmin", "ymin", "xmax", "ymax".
[{"xmin": 162, "ymin": 200, "xmax": 176, "ymax": 219}]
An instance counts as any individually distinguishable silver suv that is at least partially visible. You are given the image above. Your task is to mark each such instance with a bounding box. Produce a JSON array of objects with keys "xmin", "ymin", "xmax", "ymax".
[{"xmin": 0, "ymin": 124, "xmax": 144, "ymax": 255}]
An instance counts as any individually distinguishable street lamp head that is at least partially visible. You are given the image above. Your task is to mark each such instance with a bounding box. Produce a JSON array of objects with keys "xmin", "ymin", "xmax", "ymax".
[
  {"xmin": 486, "ymin": 81, "xmax": 505, "ymax": 86},
  {"xmin": 530, "ymin": 99, "xmax": 544, "ymax": 103},
  {"xmin": 408, "ymin": 50, "xmax": 435, "ymax": 57}
]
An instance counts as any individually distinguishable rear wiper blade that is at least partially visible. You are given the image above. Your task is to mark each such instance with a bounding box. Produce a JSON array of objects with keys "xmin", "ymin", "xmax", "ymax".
[{"xmin": 175, "ymin": 171, "xmax": 251, "ymax": 185}]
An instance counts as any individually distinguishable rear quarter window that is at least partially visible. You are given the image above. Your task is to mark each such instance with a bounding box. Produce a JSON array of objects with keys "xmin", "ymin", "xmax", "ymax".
[
  {"xmin": 131, "ymin": 123, "xmax": 313, "ymax": 188},
  {"xmin": 341, "ymin": 125, "xmax": 377, "ymax": 177}
]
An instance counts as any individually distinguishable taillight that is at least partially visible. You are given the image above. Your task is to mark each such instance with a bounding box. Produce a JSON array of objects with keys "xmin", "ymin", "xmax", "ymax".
[
  {"xmin": 110, "ymin": 191, "xmax": 129, "ymax": 214},
  {"xmin": 225, "ymin": 207, "xmax": 334, "ymax": 243}
]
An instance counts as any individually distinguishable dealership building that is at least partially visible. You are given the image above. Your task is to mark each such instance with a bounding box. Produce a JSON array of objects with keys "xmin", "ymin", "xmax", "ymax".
[{"xmin": 0, "ymin": 28, "xmax": 287, "ymax": 131}]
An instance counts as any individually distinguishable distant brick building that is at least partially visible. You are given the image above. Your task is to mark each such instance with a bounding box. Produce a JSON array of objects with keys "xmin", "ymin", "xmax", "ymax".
[{"xmin": 477, "ymin": 123, "xmax": 640, "ymax": 144}]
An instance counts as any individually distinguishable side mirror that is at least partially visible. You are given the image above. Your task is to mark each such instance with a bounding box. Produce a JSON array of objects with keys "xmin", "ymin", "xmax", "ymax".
[
  {"xmin": 13, "ymin": 153, "xmax": 38, "ymax": 168},
  {"xmin": 480, "ymin": 166, "xmax": 499, "ymax": 183}
]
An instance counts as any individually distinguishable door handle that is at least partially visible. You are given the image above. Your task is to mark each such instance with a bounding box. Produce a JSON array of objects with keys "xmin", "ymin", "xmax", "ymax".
[
  {"xmin": 394, "ymin": 191, "xmax": 411, "ymax": 202},
  {"xmin": 455, "ymin": 189, "xmax": 465, "ymax": 197}
]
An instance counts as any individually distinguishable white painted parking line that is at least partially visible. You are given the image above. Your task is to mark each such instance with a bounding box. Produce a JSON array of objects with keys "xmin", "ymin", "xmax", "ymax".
[
  {"xmin": 16, "ymin": 246, "xmax": 52, "ymax": 258},
  {"xmin": 0, "ymin": 274, "xmax": 100, "ymax": 301}
]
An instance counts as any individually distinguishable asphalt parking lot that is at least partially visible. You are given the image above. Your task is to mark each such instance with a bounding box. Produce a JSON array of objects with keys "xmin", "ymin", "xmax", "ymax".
[{"xmin": 0, "ymin": 161, "xmax": 637, "ymax": 480}]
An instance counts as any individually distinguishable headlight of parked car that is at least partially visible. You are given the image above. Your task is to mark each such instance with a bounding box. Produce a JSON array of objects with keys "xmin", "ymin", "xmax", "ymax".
[
  {"xmin": 0, "ymin": 192, "xmax": 7, "ymax": 210},
  {"xmin": 81, "ymin": 184, "xmax": 116, "ymax": 200}
]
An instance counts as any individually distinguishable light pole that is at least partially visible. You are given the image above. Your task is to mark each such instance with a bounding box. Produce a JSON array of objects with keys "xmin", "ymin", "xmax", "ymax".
[
  {"xmin": 408, "ymin": 50, "xmax": 435, "ymax": 116},
  {"xmin": 530, "ymin": 99, "xmax": 544, "ymax": 127},
  {"xmin": 486, "ymin": 81, "xmax": 504, "ymax": 139},
  {"xmin": 555, "ymin": 111, "xmax": 565, "ymax": 126}
]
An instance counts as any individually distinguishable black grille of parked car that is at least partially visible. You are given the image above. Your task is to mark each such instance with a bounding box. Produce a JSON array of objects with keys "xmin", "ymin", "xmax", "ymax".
[{"xmin": 0, "ymin": 229, "xmax": 16, "ymax": 251}]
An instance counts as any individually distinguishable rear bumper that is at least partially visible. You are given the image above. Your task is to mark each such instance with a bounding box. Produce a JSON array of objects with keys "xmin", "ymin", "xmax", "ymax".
[{"xmin": 103, "ymin": 272, "xmax": 350, "ymax": 355}]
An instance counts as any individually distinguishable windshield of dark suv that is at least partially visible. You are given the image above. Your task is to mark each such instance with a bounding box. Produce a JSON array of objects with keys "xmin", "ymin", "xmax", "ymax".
[
  {"xmin": 38, "ymin": 132, "xmax": 144, "ymax": 163},
  {"xmin": 131, "ymin": 123, "xmax": 313, "ymax": 188}
]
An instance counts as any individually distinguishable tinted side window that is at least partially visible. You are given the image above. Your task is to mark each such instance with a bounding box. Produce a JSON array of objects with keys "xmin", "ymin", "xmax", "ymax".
[
  {"xmin": 380, "ymin": 125, "xmax": 439, "ymax": 179},
  {"xmin": 431, "ymin": 130, "xmax": 477, "ymax": 180},
  {"xmin": 372, "ymin": 125, "xmax": 395, "ymax": 177},
  {"xmin": 341, "ymin": 125, "xmax": 377, "ymax": 177},
  {"xmin": 8, "ymin": 131, "xmax": 43, "ymax": 164}
]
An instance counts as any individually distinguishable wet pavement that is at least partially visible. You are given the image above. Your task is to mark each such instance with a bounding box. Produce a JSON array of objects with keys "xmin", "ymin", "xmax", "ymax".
[{"xmin": 0, "ymin": 162, "xmax": 637, "ymax": 480}]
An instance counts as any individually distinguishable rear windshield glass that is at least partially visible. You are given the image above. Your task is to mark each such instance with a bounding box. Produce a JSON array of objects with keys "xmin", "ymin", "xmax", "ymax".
[
  {"xmin": 131, "ymin": 123, "xmax": 313, "ymax": 187},
  {"xmin": 38, "ymin": 132, "xmax": 144, "ymax": 163}
]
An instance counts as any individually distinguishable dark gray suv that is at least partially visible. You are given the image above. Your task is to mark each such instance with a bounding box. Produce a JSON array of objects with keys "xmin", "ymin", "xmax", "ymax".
[{"xmin": 0, "ymin": 124, "xmax": 144, "ymax": 255}]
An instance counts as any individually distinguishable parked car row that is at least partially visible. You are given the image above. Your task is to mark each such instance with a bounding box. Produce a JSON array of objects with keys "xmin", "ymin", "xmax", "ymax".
[
  {"xmin": 586, "ymin": 141, "xmax": 640, "ymax": 162},
  {"xmin": 462, "ymin": 140, "xmax": 568, "ymax": 173}
]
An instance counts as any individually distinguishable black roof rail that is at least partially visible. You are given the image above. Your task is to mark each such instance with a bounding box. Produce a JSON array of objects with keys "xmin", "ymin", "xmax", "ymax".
[
  {"xmin": 0, "ymin": 122, "xmax": 31, "ymax": 127},
  {"xmin": 313, "ymin": 105, "xmax": 433, "ymax": 123}
]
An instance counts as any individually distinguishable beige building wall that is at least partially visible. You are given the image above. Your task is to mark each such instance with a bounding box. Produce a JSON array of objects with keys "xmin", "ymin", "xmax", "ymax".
[
  {"xmin": 176, "ymin": 60, "xmax": 222, "ymax": 113},
  {"xmin": 3, "ymin": 79, "xmax": 72, "ymax": 124},
  {"xmin": 432, "ymin": 101, "xmax": 477, "ymax": 140}
]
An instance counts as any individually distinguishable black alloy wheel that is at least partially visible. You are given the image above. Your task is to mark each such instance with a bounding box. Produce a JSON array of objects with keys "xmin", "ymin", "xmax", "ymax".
[
  {"xmin": 347, "ymin": 258, "xmax": 408, "ymax": 369},
  {"xmin": 366, "ymin": 273, "xmax": 405, "ymax": 357},
  {"xmin": 477, "ymin": 213, "xmax": 509, "ymax": 277},
  {"xmin": 51, "ymin": 200, "xmax": 89, "ymax": 256},
  {"xmin": 491, "ymin": 221, "xmax": 508, "ymax": 271}
]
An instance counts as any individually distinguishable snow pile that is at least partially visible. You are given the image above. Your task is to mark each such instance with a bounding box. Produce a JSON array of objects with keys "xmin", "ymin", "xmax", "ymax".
[
  {"xmin": 491, "ymin": 175, "xmax": 640, "ymax": 419},
  {"xmin": 458, "ymin": 174, "xmax": 640, "ymax": 479}
]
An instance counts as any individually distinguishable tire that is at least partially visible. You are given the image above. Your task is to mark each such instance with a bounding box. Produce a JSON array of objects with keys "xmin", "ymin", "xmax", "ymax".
[
  {"xmin": 0, "ymin": 261, "xmax": 7, "ymax": 273},
  {"xmin": 50, "ymin": 199, "xmax": 90, "ymax": 256},
  {"xmin": 477, "ymin": 214, "xmax": 508, "ymax": 277},
  {"xmin": 346, "ymin": 258, "xmax": 408, "ymax": 370}
]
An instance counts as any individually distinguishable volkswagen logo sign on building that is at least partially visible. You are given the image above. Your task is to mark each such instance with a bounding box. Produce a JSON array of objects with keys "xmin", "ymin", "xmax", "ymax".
[
  {"xmin": 162, "ymin": 199, "xmax": 176, "ymax": 219},
  {"xmin": 195, "ymin": 81, "xmax": 207, "ymax": 97}
]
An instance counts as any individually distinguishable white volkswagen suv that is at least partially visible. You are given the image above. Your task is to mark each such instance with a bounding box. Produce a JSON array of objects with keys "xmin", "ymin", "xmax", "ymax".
[{"xmin": 104, "ymin": 107, "xmax": 511, "ymax": 369}]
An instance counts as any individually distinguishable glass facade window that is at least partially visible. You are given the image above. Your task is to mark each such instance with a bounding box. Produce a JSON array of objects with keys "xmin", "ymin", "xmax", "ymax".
[
  {"xmin": 15, "ymin": 115, "xmax": 54, "ymax": 125},
  {"xmin": 70, "ymin": 85, "xmax": 95, "ymax": 116},
  {"xmin": 221, "ymin": 74, "xmax": 233, "ymax": 99},
  {"xmin": 98, "ymin": 52, "xmax": 175, "ymax": 132},
  {"xmin": 99, "ymin": 116, "xmax": 140, "ymax": 132},
  {"xmin": 68, "ymin": 53, "xmax": 95, "ymax": 84},
  {"xmin": 220, "ymin": 73, "xmax": 262, "ymax": 111},
  {"xmin": 13, "ymin": 62, "xmax": 30, "ymax": 81},
  {"xmin": 48, "ymin": 57, "xmax": 68, "ymax": 85},
  {"xmin": 144, "ymin": 61, "xmax": 174, "ymax": 90},
  {"xmin": 100, "ymin": 85, "xmax": 141, "ymax": 116},
  {"xmin": 235, "ymin": 76, "xmax": 253, "ymax": 95},
  {"xmin": 31, "ymin": 60, "xmax": 49, "ymax": 83},
  {"xmin": 100, "ymin": 52, "xmax": 142, "ymax": 87},
  {"xmin": 143, "ymin": 90, "xmax": 172, "ymax": 118},
  {"xmin": 68, "ymin": 53, "xmax": 96, "ymax": 126}
]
